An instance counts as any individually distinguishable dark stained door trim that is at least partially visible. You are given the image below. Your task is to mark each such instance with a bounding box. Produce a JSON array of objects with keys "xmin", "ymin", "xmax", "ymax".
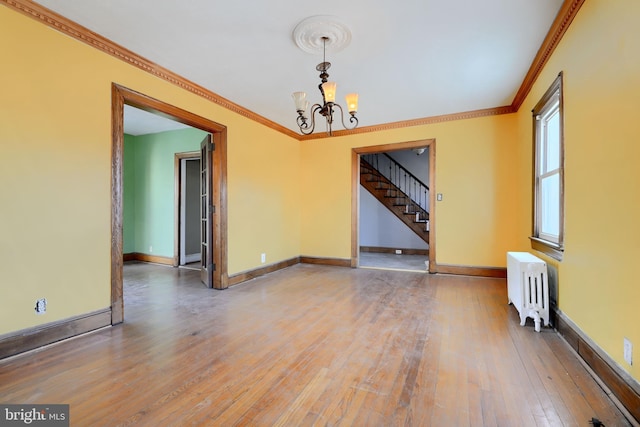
[
  {"xmin": 352, "ymin": 139, "xmax": 436, "ymax": 273},
  {"xmin": 111, "ymin": 84, "xmax": 229, "ymax": 324}
]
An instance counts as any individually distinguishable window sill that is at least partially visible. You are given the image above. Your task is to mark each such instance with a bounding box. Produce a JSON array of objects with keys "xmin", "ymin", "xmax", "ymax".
[{"xmin": 530, "ymin": 237, "xmax": 564, "ymax": 261}]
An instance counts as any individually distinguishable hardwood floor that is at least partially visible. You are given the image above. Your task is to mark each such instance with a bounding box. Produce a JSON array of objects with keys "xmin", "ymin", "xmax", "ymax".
[{"xmin": 0, "ymin": 262, "xmax": 633, "ymax": 426}]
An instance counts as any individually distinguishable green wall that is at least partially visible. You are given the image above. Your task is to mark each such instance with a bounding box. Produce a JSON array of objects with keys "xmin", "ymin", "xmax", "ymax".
[{"xmin": 123, "ymin": 128, "xmax": 208, "ymax": 258}]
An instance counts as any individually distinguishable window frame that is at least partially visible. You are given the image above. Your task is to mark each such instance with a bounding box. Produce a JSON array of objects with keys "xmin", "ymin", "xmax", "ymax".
[{"xmin": 531, "ymin": 72, "xmax": 564, "ymax": 260}]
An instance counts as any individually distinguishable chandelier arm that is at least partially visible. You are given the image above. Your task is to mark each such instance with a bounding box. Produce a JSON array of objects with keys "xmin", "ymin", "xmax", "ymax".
[
  {"xmin": 334, "ymin": 103, "xmax": 359, "ymax": 130},
  {"xmin": 298, "ymin": 104, "xmax": 323, "ymax": 135},
  {"xmin": 296, "ymin": 114, "xmax": 309, "ymax": 130}
]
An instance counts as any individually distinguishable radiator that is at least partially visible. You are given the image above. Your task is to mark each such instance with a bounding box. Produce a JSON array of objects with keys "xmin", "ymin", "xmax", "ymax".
[{"xmin": 507, "ymin": 252, "xmax": 550, "ymax": 332}]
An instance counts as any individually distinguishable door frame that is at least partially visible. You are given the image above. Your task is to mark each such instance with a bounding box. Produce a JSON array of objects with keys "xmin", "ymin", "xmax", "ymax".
[
  {"xmin": 352, "ymin": 139, "xmax": 436, "ymax": 273},
  {"xmin": 174, "ymin": 153, "xmax": 200, "ymax": 266},
  {"xmin": 111, "ymin": 84, "xmax": 228, "ymax": 324}
]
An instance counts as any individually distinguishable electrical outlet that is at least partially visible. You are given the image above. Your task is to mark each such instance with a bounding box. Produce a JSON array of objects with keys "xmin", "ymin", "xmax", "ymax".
[
  {"xmin": 149, "ymin": 246, "xmax": 153, "ymax": 253},
  {"xmin": 261, "ymin": 253, "xmax": 266, "ymax": 264},
  {"xmin": 395, "ymin": 249, "xmax": 402, "ymax": 255},
  {"xmin": 436, "ymin": 193, "xmax": 443, "ymax": 201},
  {"xmin": 624, "ymin": 337, "xmax": 633, "ymax": 365},
  {"xmin": 35, "ymin": 298, "xmax": 47, "ymax": 315}
]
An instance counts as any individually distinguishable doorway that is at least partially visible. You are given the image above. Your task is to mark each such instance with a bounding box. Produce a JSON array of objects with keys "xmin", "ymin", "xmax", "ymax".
[
  {"xmin": 111, "ymin": 84, "xmax": 228, "ymax": 325},
  {"xmin": 352, "ymin": 139, "xmax": 436, "ymax": 273},
  {"xmin": 176, "ymin": 154, "xmax": 201, "ymax": 268}
]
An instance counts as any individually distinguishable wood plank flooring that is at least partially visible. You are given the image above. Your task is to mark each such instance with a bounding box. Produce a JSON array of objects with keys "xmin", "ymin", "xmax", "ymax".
[{"xmin": 0, "ymin": 262, "xmax": 633, "ymax": 426}]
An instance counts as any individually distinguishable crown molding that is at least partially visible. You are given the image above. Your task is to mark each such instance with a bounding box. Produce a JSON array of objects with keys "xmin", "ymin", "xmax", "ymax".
[
  {"xmin": 298, "ymin": 105, "xmax": 517, "ymax": 140},
  {"xmin": 2, "ymin": 0, "xmax": 583, "ymax": 141},
  {"xmin": 511, "ymin": 0, "xmax": 586, "ymax": 110}
]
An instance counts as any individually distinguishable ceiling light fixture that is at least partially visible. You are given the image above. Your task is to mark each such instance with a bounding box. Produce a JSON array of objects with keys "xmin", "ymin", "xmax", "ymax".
[{"xmin": 292, "ymin": 17, "xmax": 358, "ymax": 136}]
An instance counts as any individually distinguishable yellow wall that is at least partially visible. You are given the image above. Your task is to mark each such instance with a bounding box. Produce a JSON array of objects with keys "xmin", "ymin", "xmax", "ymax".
[
  {"xmin": 227, "ymin": 123, "xmax": 301, "ymax": 273},
  {"xmin": 0, "ymin": 6, "xmax": 300, "ymax": 333},
  {"xmin": 513, "ymin": 0, "xmax": 640, "ymax": 381},
  {"xmin": 3, "ymin": 0, "xmax": 637, "ymax": 387},
  {"xmin": 300, "ymin": 116, "xmax": 520, "ymax": 267},
  {"xmin": 0, "ymin": 4, "xmax": 524, "ymax": 334}
]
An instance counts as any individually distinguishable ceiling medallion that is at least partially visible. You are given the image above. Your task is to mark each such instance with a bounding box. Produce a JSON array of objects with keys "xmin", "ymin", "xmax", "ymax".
[{"xmin": 292, "ymin": 15, "xmax": 352, "ymax": 54}]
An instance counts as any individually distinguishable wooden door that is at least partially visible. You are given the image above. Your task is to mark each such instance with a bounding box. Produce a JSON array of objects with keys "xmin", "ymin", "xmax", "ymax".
[{"xmin": 200, "ymin": 135, "xmax": 214, "ymax": 288}]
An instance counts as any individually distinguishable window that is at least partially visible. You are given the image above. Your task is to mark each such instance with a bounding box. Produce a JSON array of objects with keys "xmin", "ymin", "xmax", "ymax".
[{"xmin": 531, "ymin": 73, "xmax": 564, "ymax": 260}]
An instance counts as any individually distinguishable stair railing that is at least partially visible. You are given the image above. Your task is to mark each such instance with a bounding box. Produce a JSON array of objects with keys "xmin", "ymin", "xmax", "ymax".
[{"xmin": 361, "ymin": 153, "xmax": 430, "ymax": 214}]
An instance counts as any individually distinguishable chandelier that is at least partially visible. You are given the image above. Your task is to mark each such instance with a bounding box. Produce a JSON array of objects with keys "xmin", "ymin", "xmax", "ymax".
[{"xmin": 292, "ymin": 24, "xmax": 359, "ymax": 136}]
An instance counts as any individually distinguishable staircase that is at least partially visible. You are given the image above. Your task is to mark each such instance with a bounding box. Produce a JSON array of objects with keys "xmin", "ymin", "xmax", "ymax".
[{"xmin": 360, "ymin": 154, "xmax": 429, "ymax": 244}]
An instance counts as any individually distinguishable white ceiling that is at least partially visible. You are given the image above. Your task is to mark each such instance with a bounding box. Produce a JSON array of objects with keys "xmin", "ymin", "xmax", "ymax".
[
  {"xmin": 34, "ymin": 0, "xmax": 564, "ymax": 135},
  {"xmin": 124, "ymin": 105, "xmax": 190, "ymax": 136}
]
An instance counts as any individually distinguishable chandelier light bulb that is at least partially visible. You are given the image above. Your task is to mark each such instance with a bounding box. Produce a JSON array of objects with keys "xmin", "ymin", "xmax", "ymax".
[
  {"xmin": 321, "ymin": 82, "xmax": 337, "ymax": 103},
  {"xmin": 292, "ymin": 92, "xmax": 308, "ymax": 112},
  {"xmin": 345, "ymin": 93, "xmax": 358, "ymax": 114}
]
